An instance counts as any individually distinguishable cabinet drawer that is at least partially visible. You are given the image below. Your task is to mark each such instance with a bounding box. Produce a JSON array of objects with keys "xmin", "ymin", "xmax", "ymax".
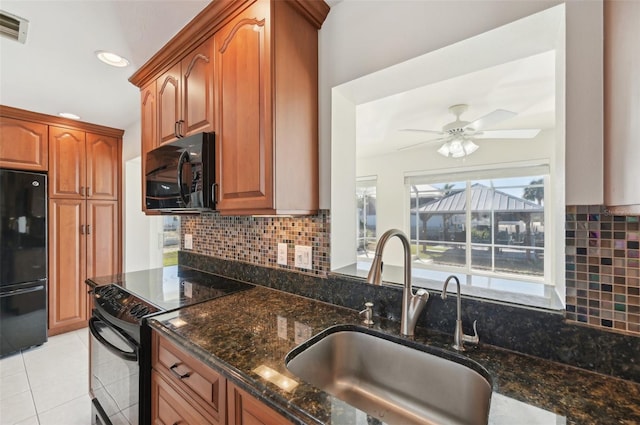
[
  {"xmin": 227, "ymin": 381, "xmax": 293, "ymax": 425},
  {"xmin": 152, "ymin": 332, "xmax": 224, "ymax": 422},
  {"xmin": 152, "ymin": 370, "xmax": 217, "ymax": 425}
]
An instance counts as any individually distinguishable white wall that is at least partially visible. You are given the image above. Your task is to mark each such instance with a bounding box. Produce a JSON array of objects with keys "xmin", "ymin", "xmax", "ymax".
[
  {"xmin": 121, "ymin": 121, "xmax": 163, "ymax": 272},
  {"xmin": 318, "ymin": 0, "xmax": 603, "ymax": 208}
]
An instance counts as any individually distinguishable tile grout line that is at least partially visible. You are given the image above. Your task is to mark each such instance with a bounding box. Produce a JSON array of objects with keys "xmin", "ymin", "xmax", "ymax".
[{"xmin": 20, "ymin": 350, "xmax": 41, "ymax": 425}]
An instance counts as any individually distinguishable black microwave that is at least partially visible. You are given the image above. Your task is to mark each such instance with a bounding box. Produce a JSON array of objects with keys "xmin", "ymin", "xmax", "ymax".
[{"xmin": 145, "ymin": 132, "xmax": 215, "ymax": 213}]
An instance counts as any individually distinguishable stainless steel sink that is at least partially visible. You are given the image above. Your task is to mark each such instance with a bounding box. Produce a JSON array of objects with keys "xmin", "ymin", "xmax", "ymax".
[{"xmin": 285, "ymin": 326, "xmax": 492, "ymax": 425}]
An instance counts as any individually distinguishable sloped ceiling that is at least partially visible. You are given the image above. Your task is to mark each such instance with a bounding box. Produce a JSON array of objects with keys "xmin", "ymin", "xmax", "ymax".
[{"xmin": 0, "ymin": 0, "xmax": 209, "ymax": 131}]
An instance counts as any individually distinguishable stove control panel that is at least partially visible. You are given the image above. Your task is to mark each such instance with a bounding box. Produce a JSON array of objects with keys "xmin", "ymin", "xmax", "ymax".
[{"xmin": 93, "ymin": 284, "xmax": 161, "ymax": 323}]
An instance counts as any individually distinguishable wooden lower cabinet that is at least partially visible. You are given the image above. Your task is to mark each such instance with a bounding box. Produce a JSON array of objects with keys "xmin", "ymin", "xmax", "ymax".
[
  {"xmin": 227, "ymin": 382, "xmax": 293, "ymax": 425},
  {"xmin": 152, "ymin": 331, "xmax": 292, "ymax": 425},
  {"xmin": 152, "ymin": 370, "xmax": 216, "ymax": 425},
  {"xmin": 48, "ymin": 198, "xmax": 86, "ymax": 333},
  {"xmin": 48, "ymin": 199, "xmax": 119, "ymax": 335}
]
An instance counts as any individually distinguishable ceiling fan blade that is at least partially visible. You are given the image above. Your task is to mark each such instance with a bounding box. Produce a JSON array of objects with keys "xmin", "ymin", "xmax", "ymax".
[
  {"xmin": 398, "ymin": 128, "xmax": 443, "ymax": 135},
  {"xmin": 398, "ymin": 137, "xmax": 448, "ymax": 151},
  {"xmin": 464, "ymin": 109, "xmax": 517, "ymax": 131},
  {"xmin": 474, "ymin": 129, "xmax": 541, "ymax": 139}
]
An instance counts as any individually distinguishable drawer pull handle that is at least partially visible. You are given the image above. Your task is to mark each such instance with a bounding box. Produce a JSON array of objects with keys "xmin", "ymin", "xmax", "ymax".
[{"xmin": 169, "ymin": 363, "xmax": 191, "ymax": 379}]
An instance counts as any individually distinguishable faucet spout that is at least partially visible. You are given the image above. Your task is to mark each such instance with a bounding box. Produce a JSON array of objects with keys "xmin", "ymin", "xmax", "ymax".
[
  {"xmin": 367, "ymin": 229, "xmax": 429, "ymax": 336},
  {"xmin": 441, "ymin": 275, "xmax": 479, "ymax": 351}
]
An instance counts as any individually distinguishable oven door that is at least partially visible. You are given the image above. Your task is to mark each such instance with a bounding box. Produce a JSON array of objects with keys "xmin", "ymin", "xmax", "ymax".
[{"xmin": 89, "ymin": 311, "xmax": 140, "ymax": 425}]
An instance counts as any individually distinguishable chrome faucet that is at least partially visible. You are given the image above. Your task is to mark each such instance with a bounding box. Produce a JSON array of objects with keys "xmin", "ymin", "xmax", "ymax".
[
  {"xmin": 367, "ymin": 229, "xmax": 429, "ymax": 336},
  {"xmin": 441, "ymin": 275, "xmax": 479, "ymax": 351}
]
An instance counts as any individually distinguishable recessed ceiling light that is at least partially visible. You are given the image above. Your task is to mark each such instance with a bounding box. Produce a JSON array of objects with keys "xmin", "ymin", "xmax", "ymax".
[
  {"xmin": 59, "ymin": 112, "xmax": 80, "ymax": 120},
  {"xmin": 95, "ymin": 50, "xmax": 130, "ymax": 68}
]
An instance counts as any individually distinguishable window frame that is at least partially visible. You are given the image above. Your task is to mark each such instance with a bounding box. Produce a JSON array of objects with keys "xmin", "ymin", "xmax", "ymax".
[{"xmin": 404, "ymin": 163, "xmax": 552, "ymax": 289}]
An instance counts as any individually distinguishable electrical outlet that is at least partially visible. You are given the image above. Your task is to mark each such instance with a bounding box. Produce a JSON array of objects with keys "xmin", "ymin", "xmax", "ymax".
[
  {"xmin": 277, "ymin": 316, "xmax": 288, "ymax": 339},
  {"xmin": 277, "ymin": 243, "xmax": 288, "ymax": 266},
  {"xmin": 294, "ymin": 321, "xmax": 313, "ymax": 344},
  {"xmin": 294, "ymin": 245, "xmax": 312, "ymax": 270},
  {"xmin": 184, "ymin": 234, "xmax": 193, "ymax": 250}
]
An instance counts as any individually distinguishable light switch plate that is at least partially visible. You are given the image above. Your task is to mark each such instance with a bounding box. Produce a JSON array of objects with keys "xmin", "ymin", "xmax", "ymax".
[
  {"xmin": 294, "ymin": 245, "xmax": 312, "ymax": 270},
  {"xmin": 184, "ymin": 234, "xmax": 193, "ymax": 250},
  {"xmin": 277, "ymin": 243, "xmax": 288, "ymax": 266}
]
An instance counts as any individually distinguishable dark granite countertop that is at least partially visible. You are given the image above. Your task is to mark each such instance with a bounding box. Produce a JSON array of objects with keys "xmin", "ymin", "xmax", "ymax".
[{"xmin": 148, "ymin": 285, "xmax": 640, "ymax": 425}]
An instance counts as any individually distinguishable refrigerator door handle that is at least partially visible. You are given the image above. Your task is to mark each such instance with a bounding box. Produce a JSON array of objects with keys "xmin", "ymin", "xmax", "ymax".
[{"xmin": 0, "ymin": 285, "xmax": 46, "ymax": 298}]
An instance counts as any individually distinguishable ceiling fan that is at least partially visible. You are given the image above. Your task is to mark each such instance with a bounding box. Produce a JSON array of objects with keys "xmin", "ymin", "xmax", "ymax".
[{"xmin": 398, "ymin": 104, "xmax": 541, "ymax": 158}]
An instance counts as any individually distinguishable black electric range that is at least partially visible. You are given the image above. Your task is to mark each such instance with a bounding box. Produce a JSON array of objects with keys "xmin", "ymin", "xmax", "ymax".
[
  {"xmin": 86, "ymin": 265, "xmax": 254, "ymax": 425},
  {"xmin": 89, "ymin": 265, "xmax": 254, "ymax": 341}
]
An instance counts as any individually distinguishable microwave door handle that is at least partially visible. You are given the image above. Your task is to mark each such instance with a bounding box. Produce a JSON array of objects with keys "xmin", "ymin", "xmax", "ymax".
[
  {"xmin": 177, "ymin": 150, "xmax": 191, "ymax": 207},
  {"xmin": 88, "ymin": 317, "xmax": 138, "ymax": 362}
]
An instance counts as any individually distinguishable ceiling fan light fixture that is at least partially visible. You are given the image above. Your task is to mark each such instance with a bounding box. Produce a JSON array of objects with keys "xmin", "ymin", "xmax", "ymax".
[
  {"xmin": 462, "ymin": 139, "xmax": 479, "ymax": 155},
  {"xmin": 437, "ymin": 137, "xmax": 478, "ymax": 158},
  {"xmin": 449, "ymin": 139, "xmax": 465, "ymax": 158},
  {"xmin": 437, "ymin": 143, "xmax": 451, "ymax": 157}
]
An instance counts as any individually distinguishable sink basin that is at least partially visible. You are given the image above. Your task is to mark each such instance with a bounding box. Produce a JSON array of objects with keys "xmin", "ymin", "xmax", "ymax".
[{"xmin": 285, "ymin": 326, "xmax": 492, "ymax": 425}]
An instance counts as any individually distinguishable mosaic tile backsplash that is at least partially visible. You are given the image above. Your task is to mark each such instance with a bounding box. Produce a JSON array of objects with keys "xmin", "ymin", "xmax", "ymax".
[
  {"xmin": 181, "ymin": 210, "xmax": 330, "ymax": 277},
  {"xmin": 565, "ymin": 205, "xmax": 640, "ymax": 335},
  {"xmin": 182, "ymin": 206, "xmax": 640, "ymax": 336}
]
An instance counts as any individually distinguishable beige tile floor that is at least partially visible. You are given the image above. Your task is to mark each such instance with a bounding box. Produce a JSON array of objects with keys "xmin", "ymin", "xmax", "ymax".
[{"xmin": 0, "ymin": 328, "xmax": 90, "ymax": 425}]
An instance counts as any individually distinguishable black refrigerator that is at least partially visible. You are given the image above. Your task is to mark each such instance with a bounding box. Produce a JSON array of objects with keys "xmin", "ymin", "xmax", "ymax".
[{"xmin": 0, "ymin": 169, "xmax": 48, "ymax": 357}]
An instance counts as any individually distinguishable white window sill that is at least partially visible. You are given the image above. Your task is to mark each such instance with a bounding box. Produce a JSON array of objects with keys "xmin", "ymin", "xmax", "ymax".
[{"xmin": 332, "ymin": 261, "xmax": 565, "ymax": 311}]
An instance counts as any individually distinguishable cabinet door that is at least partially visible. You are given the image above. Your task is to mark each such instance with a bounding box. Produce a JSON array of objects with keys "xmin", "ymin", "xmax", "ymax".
[
  {"xmin": 0, "ymin": 117, "xmax": 48, "ymax": 171},
  {"xmin": 48, "ymin": 198, "xmax": 87, "ymax": 334},
  {"xmin": 151, "ymin": 370, "xmax": 216, "ymax": 425},
  {"xmin": 604, "ymin": 0, "xmax": 640, "ymax": 210},
  {"xmin": 157, "ymin": 63, "xmax": 182, "ymax": 145},
  {"xmin": 215, "ymin": 1, "xmax": 273, "ymax": 212},
  {"xmin": 227, "ymin": 382, "xmax": 292, "ymax": 425},
  {"xmin": 49, "ymin": 126, "xmax": 86, "ymax": 198},
  {"xmin": 182, "ymin": 37, "xmax": 215, "ymax": 137},
  {"xmin": 86, "ymin": 200, "xmax": 119, "ymax": 280},
  {"xmin": 86, "ymin": 133, "xmax": 119, "ymax": 200},
  {"xmin": 141, "ymin": 81, "xmax": 157, "ymax": 212}
]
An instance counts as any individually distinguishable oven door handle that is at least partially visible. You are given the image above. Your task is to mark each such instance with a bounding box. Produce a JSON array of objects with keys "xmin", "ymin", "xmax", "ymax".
[{"xmin": 88, "ymin": 317, "xmax": 138, "ymax": 362}]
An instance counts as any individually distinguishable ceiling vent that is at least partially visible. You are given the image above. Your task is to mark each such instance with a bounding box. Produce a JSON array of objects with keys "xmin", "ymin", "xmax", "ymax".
[{"xmin": 0, "ymin": 10, "xmax": 29, "ymax": 44}]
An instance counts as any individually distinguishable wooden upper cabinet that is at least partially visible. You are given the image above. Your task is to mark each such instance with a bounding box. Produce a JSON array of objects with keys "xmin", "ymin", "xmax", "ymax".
[
  {"xmin": 49, "ymin": 127, "xmax": 118, "ymax": 200},
  {"xmin": 49, "ymin": 126, "xmax": 86, "ymax": 198},
  {"xmin": 156, "ymin": 38, "xmax": 214, "ymax": 146},
  {"xmin": 215, "ymin": 1, "xmax": 273, "ymax": 212},
  {"xmin": 182, "ymin": 37, "xmax": 215, "ymax": 137},
  {"xmin": 157, "ymin": 63, "xmax": 182, "ymax": 146},
  {"xmin": 0, "ymin": 117, "xmax": 48, "ymax": 171},
  {"xmin": 129, "ymin": 0, "xmax": 329, "ymax": 215},
  {"xmin": 86, "ymin": 133, "xmax": 119, "ymax": 200},
  {"xmin": 141, "ymin": 81, "xmax": 157, "ymax": 212},
  {"xmin": 214, "ymin": 0, "xmax": 323, "ymax": 215},
  {"xmin": 604, "ymin": 0, "xmax": 640, "ymax": 213}
]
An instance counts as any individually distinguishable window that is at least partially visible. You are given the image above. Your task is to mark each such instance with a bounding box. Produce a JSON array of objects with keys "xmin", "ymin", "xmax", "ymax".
[
  {"xmin": 406, "ymin": 166, "xmax": 548, "ymax": 288},
  {"xmin": 356, "ymin": 177, "xmax": 377, "ymax": 258},
  {"xmin": 163, "ymin": 216, "xmax": 180, "ymax": 266}
]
